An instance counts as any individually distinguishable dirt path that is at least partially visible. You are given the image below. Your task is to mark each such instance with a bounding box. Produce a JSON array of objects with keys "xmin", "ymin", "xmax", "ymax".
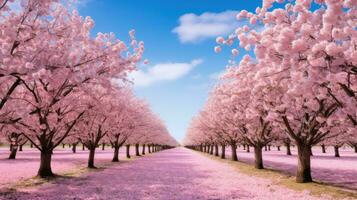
[{"xmin": 1, "ymin": 147, "xmax": 329, "ymax": 200}]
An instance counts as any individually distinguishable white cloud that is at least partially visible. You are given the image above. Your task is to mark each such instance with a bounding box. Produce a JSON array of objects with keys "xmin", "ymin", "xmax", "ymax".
[
  {"xmin": 209, "ymin": 70, "xmax": 226, "ymax": 80},
  {"xmin": 173, "ymin": 10, "xmax": 243, "ymax": 43},
  {"xmin": 130, "ymin": 59, "xmax": 203, "ymax": 87}
]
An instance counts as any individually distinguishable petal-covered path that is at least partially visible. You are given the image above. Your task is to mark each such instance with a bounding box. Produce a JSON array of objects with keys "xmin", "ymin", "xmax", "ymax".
[{"xmin": 1, "ymin": 148, "xmax": 329, "ymax": 200}]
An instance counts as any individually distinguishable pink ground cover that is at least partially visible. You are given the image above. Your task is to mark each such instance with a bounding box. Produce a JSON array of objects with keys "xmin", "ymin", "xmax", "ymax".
[
  {"xmin": 223, "ymin": 146, "xmax": 357, "ymax": 190},
  {"xmin": 0, "ymin": 146, "xmax": 139, "ymax": 187},
  {"xmin": 0, "ymin": 147, "xmax": 329, "ymax": 200}
]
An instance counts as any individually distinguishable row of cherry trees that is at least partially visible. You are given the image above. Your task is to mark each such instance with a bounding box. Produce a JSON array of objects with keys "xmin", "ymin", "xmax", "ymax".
[
  {"xmin": 0, "ymin": 0, "xmax": 176, "ymax": 177},
  {"xmin": 184, "ymin": 0, "xmax": 356, "ymax": 183}
]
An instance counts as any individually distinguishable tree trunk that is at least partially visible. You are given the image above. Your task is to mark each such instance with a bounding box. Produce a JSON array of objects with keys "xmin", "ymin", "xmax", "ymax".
[
  {"xmin": 254, "ymin": 145, "xmax": 263, "ymax": 169},
  {"xmin": 72, "ymin": 144, "xmax": 77, "ymax": 153},
  {"xmin": 203, "ymin": 145, "xmax": 207, "ymax": 153},
  {"xmin": 221, "ymin": 145, "xmax": 226, "ymax": 159},
  {"xmin": 354, "ymin": 145, "xmax": 357, "ymax": 153},
  {"xmin": 210, "ymin": 145, "xmax": 214, "ymax": 155},
  {"xmin": 286, "ymin": 143, "xmax": 292, "ymax": 155},
  {"xmin": 19, "ymin": 145, "xmax": 23, "ymax": 151},
  {"xmin": 8, "ymin": 145, "xmax": 18, "ymax": 159},
  {"xmin": 231, "ymin": 144, "xmax": 238, "ymax": 161},
  {"xmin": 62, "ymin": 143, "xmax": 65, "ymax": 148},
  {"xmin": 214, "ymin": 144, "xmax": 219, "ymax": 156},
  {"xmin": 148, "ymin": 145, "xmax": 151, "ymax": 153},
  {"xmin": 142, "ymin": 144, "xmax": 146, "ymax": 155},
  {"xmin": 30, "ymin": 143, "xmax": 33, "ymax": 148},
  {"xmin": 126, "ymin": 145, "xmax": 131, "ymax": 158},
  {"xmin": 246, "ymin": 145, "xmax": 250, "ymax": 153},
  {"xmin": 310, "ymin": 146, "xmax": 313, "ymax": 156},
  {"xmin": 277, "ymin": 146, "xmax": 280, "ymax": 151},
  {"xmin": 334, "ymin": 146, "xmax": 340, "ymax": 157},
  {"xmin": 321, "ymin": 144, "xmax": 326, "ymax": 153},
  {"xmin": 112, "ymin": 146, "xmax": 120, "ymax": 162},
  {"xmin": 135, "ymin": 144, "xmax": 140, "ymax": 156},
  {"xmin": 9, "ymin": 144, "xmax": 12, "ymax": 151},
  {"xmin": 88, "ymin": 147, "xmax": 96, "ymax": 168},
  {"xmin": 243, "ymin": 144, "xmax": 246, "ymax": 150},
  {"xmin": 102, "ymin": 143, "xmax": 105, "ymax": 151},
  {"xmin": 82, "ymin": 143, "xmax": 85, "ymax": 151},
  {"xmin": 264, "ymin": 145, "xmax": 267, "ymax": 151},
  {"xmin": 38, "ymin": 150, "xmax": 54, "ymax": 177},
  {"xmin": 268, "ymin": 145, "xmax": 271, "ymax": 151},
  {"xmin": 296, "ymin": 144, "xmax": 312, "ymax": 183}
]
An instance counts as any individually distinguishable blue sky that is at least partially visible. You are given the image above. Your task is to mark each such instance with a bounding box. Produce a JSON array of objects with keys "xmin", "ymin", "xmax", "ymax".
[{"xmin": 77, "ymin": 0, "xmax": 262, "ymax": 142}]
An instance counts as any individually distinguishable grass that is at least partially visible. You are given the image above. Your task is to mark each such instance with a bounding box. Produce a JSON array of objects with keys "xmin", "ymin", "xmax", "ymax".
[{"xmin": 193, "ymin": 150, "xmax": 357, "ymax": 200}]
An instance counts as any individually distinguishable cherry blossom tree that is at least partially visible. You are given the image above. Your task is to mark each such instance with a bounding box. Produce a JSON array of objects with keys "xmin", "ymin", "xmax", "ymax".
[
  {"xmin": 0, "ymin": 0, "xmax": 59, "ymax": 123},
  {"xmin": 1, "ymin": 2, "xmax": 144, "ymax": 177},
  {"xmin": 213, "ymin": 0, "xmax": 356, "ymax": 183},
  {"xmin": 106, "ymin": 89, "xmax": 142, "ymax": 162},
  {"xmin": 1, "ymin": 124, "xmax": 27, "ymax": 159}
]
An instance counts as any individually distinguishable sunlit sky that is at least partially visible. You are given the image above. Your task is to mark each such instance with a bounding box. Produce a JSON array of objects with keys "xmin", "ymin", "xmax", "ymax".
[{"xmin": 77, "ymin": 0, "xmax": 262, "ymax": 142}]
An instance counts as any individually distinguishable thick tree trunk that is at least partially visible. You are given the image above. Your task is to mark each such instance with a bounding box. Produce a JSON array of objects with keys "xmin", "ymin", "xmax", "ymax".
[
  {"xmin": 72, "ymin": 144, "xmax": 77, "ymax": 153},
  {"xmin": 334, "ymin": 146, "xmax": 340, "ymax": 157},
  {"xmin": 102, "ymin": 143, "xmax": 105, "ymax": 151},
  {"xmin": 88, "ymin": 148, "xmax": 96, "ymax": 168},
  {"xmin": 148, "ymin": 145, "xmax": 151, "ymax": 153},
  {"xmin": 310, "ymin": 146, "xmax": 313, "ymax": 156},
  {"xmin": 321, "ymin": 144, "xmax": 326, "ymax": 153},
  {"xmin": 8, "ymin": 145, "xmax": 18, "ymax": 159},
  {"xmin": 286, "ymin": 143, "xmax": 292, "ymax": 155},
  {"xmin": 296, "ymin": 144, "xmax": 312, "ymax": 183},
  {"xmin": 126, "ymin": 145, "xmax": 131, "ymax": 158},
  {"xmin": 135, "ymin": 144, "xmax": 140, "ymax": 156},
  {"xmin": 277, "ymin": 146, "xmax": 280, "ymax": 151},
  {"xmin": 254, "ymin": 145, "xmax": 263, "ymax": 169},
  {"xmin": 221, "ymin": 145, "xmax": 226, "ymax": 159},
  {"xmin": 214, "ymin": 144, "xmax": 219, "ymax": 156},
  {"xmin": 19, "ymin": 145, "xmax": 23, "ymax": 151},
  {"xmin": 112, "ymin": 146, "xmax": 120, "ymax": 162},
  {"xmin": 142, "ymin": 144, "xmax": 146, "ymax": 155},
  {"xmin": 231, "ymin": 144, "xmax": 238, "ymax": 161},
  {"xmin": 38, "ymin": 150, "xmax": 54, "ymax": 177},
  {"xmin": 246, "ymin": 145, "xmax": 250, "ymax": 153}
]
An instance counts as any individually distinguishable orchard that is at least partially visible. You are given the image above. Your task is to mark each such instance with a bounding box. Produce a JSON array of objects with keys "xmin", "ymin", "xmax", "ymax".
[
  {"xmin": 184, "ymin": 0, "xmax": 356, "ymax": 184},
  {"xmin": 0, "ymin": 0, "xmax": 356, "ymax": 199},
  {"xmin": 0, "ymin": 0, "xmax": 176, "ymax": 177}
]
